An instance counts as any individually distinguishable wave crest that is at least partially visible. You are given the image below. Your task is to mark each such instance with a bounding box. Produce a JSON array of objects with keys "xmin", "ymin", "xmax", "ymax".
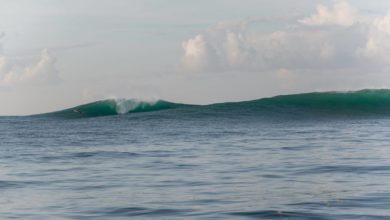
[{"xmin": 44, "ymin": 99, "xmax": 177, "ymax": 118}]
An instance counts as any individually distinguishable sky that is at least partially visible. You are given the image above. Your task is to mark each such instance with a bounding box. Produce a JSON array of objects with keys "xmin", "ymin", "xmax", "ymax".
[{"xmin": 1, "ymin": 0, "xmax": 390, "ymax": 115}]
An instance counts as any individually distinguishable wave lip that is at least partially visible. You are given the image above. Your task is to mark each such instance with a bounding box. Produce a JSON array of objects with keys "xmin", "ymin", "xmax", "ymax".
[{"xmin": 42, "ymin": 99, "xmax": 178, "ymax": 118}]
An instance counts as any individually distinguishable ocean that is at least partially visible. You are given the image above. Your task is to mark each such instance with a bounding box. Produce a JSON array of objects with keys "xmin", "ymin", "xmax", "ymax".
[{"xmin": 2, "ymin": 89, "xmax": 390, "ymax": 219}]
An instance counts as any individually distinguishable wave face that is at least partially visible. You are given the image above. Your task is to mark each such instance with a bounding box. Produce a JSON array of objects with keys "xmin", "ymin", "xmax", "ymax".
[
  {"xmin": 38, "ymin": 89, "xmax": 390, "ymax": 118},
  {"xmin": 218, "ymin": 89, "xmax": 390, "ymax": 116},
  {"xmin": 44, "ymin": 99, "xmax": 178, "ymax": 118}
]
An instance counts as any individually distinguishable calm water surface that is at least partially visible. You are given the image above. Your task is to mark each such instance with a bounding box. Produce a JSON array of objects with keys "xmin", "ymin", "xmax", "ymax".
[{"xmin": 1, "ymin": 106, "xmax": 390, "ymax": 219}]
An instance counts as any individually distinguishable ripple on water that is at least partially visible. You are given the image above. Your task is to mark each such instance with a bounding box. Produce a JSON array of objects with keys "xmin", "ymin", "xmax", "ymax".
[
  {"xmin": 91, "ymin": 207, "xmax": 195, "ymax": 218},
  {"xmin": 228, "ymin": 210, "xmax": 390, "ymax": 220}
]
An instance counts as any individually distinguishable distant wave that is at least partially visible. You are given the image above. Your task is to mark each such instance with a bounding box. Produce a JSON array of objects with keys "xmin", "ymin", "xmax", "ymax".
[
  {"xmin": 39, "ymin": 99, "xmax": 181, "ymax": 118},
  {"xmin": 35, "ymin": 89, "xmax": 390, "ymax": 118},
  {"xmin": 218, "ymin": 89, "xmax": 390, "ymax": 112}
]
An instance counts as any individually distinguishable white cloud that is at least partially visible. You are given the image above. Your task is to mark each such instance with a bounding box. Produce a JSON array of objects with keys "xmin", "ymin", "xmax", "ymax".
[
  {"xmin": 359, "ymin": 10, "xmax": 390, "ymax": 63},
  {"xmin": 180, "ymin": 34, "xmax": 211, "ymax": 71},
  {"xmin": 373, "ymin": 10, "xmax": 390, "ymax": 34},
  {"xmin": 299, "ymin": 1, "xmax": 357, "ymax": 26},
  {"xmin": 179, "ymin": 1, "xmax": 390, "ymax": 75},
  {"xmin": 179, "ymin": 24, "xmax": 365, "ymax": 73},
  {"xmin": 0, "ymin": 48, "xmax": 61, "ymax": 86}
]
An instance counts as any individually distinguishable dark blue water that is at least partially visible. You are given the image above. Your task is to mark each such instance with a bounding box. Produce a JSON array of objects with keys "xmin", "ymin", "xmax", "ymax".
[{"xmin": 2, "ymin": 91, "xmax": 390, "ymax": 219}]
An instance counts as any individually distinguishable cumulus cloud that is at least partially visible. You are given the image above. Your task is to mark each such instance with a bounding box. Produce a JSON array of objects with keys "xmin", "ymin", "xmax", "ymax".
[
  {"xmin": 180, "ymin": 34, "xmax": 212, "ymax": 71},
  {"xmin": 0, "ymin": 48, "xmax": 61, "ymax": 87},
  {"xmin": 179, "ymin": 1, "xmax": 390, "ymax": 76},
  {"xmin": 180, "ymin": 23, "xmax": 365, "ymax": 72},
  {"xmin": 299, "ymin": 1, "xmax": 357, "ymax": 26},
  {"xmin": 358, "ymin": 10, "xmax": 390, "ymax": 64}
]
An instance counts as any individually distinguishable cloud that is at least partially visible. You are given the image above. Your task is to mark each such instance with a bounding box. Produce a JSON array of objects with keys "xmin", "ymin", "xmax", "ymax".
[
  {"xmin": 180, "ymin": 24, "xmax": 366, "ymax": 73},
  {"xmin": 358, "ymin": 10, "xmax": 390, "ymax": 63},
  {"xmin": 0, "ymin": 48, "xmax": 61, "ymax": 87},
  {"xmin": 179, "ymin": 1, "xmax": 390, "ymax": 75},
  {"xmin": 299, "ymin": 1, "xmax": 357, "ymax": 26},
  {"xmin": 180, "ymin": 34, "xmax": 211, "ymax": 71}
]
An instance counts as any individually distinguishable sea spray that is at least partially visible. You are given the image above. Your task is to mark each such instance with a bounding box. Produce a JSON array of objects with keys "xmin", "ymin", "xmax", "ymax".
[
  {"xmin": 114, "ymin": 99, "xmax": 140, "ymax": 115},
  {"xmin": 114, "ymin": 98, "xmax": 164, "ymax": 115}
]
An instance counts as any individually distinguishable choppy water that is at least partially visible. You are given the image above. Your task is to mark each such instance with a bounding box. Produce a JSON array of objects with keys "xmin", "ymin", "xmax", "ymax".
[{"xmin": 2, "ymin": 90, "xmax": 390, "ymax": 219}]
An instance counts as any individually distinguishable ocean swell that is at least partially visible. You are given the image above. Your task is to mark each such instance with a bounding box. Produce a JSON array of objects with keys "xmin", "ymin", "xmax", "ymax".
[
  {"xmin": 35, "ymin": 89, "xmax": 390, "ymax": 118},
  {"xmin": 42, "ymin": 99, "xmax": 177, "ymax": 118}
]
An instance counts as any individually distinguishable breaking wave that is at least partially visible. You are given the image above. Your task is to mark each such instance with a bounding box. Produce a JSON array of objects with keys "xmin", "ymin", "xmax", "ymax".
[
  {"xmin": 40, "ymin": 99, "xmax": 180, "ymax": 118},
  {"xmin": 34, "ymin": 89, "xmax": 390, "ymax": 118}
]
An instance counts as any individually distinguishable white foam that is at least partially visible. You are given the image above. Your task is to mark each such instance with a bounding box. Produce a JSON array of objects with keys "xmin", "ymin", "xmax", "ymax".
[{"xmin": 113, "ymin": 99, "xmax": 158, "ymax": 114}]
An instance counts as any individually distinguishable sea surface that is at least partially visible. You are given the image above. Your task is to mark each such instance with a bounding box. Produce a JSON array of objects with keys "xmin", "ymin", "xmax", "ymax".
[{"xmin": 2, "ymin": 90, "xmax": 390, "ymax": 219}]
